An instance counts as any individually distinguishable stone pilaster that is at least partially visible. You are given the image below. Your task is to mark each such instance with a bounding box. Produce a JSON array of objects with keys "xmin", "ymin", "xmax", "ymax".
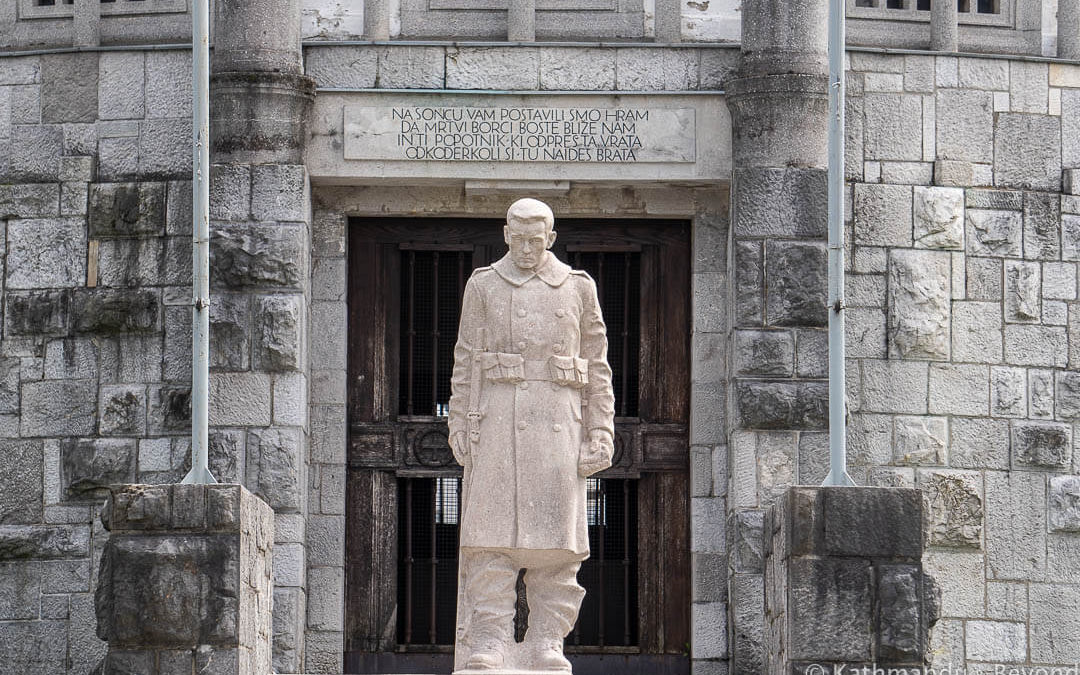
[
  {"xmin": 723, "ymin": 2, "xmax": 829, "ymax": 673},
  {"xmin": 1060, "ymin": 0, "xmax": 1080, "ymax": 60},
  {"xmin": 764, "ymin": 487, "xmax": 939, "ymax": 673},
  {"xmin": 930, "ymin": 0, "xmax": 959, "ymax": 52},
  {"xmin": 209, "ymin": 1, "xmax": 320, "ymax": 672},
  {"xmin": 95, "ymin": 484, "xmax": 274, "ymax": 675}
]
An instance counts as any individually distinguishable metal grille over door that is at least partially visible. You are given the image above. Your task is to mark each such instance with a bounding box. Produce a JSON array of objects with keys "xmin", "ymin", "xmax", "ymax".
[
  {"xmin": 398, "ymin": 249, "xmax": 472, "ymax": 418},
  {"xmin": 394, "ymin": 246, "xmax": 641, "ymax": 649}
]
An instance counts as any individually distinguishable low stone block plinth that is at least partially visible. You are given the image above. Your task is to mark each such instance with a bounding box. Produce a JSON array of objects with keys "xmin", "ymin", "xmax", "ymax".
[
  {"xmin": 764, "ymin": 487, "xmax": 940, "ymax": 674},
  {"xmin": 96, "ymin": 484, "xmax": 274, "ymax": 675}
]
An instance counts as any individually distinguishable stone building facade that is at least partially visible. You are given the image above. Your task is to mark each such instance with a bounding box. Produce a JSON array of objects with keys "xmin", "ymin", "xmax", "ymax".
[{"xmin": 0, "ymin": 0, "xmax": 1078, "ymax": 673}]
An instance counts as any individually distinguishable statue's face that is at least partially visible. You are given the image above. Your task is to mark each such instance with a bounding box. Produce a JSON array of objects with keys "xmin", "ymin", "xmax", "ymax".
[{"xmin": 504, "ymin": 218, "xmax": 556, "ymax": 270}]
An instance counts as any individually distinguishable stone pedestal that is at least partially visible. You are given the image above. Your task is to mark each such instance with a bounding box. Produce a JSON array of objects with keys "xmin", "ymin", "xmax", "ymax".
[
  {"xmin": 764, "ymin": 487, "xmax": 940, "ymax": 674},
  {"xmin": 95, "ymin": 484, "xmax": 274, "ymax": 675}
]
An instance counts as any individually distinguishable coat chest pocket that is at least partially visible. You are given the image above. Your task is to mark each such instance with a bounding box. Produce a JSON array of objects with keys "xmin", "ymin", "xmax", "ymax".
[{"xmin": 549, "ymin": 356, "xmax": 588, "ymax": 389}]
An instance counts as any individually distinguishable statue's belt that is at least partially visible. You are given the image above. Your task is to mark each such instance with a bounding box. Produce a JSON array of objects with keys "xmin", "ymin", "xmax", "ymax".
[{"xmin": 478, "ymin": 352, "xmax": 588, "ymax": 388}]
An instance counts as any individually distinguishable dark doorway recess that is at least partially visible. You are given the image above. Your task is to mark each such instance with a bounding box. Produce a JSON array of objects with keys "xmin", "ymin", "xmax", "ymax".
[{"xmin": 345, "ymin": 217, "xmax": 692, "ymax": 675}]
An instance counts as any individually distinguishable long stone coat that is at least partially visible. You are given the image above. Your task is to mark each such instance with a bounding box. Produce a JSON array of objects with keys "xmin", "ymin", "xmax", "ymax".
[{"xmin": 448, "ymin": 252, "xmax": 615, "ymax": 557}]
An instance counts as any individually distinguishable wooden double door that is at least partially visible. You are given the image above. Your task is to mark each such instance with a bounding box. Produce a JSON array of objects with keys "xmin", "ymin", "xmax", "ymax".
[{"xmin": 344, "ymin": 217, "xmax": 691, "ymax": 675}]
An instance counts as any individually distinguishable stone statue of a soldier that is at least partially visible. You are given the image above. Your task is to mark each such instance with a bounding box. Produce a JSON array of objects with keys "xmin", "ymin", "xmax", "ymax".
[{"xmin": 448, "ymin": 198, "xmax": 616, "ymax": 673}]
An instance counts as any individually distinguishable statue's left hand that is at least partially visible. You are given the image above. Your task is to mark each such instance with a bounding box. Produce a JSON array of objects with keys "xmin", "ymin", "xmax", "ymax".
[
  {"xmin": 450, "ymin": 431, "xmax": 470, "ymax": 467},
  {"xmin": 578, "ymin": 429, "xmax": 614, "ymax": 477}
]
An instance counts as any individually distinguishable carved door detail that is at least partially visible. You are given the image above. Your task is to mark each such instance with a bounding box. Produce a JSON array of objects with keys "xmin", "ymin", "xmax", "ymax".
[{"xmin": 345, "ymin": 218, "xmax": 691, "ymax": 675}]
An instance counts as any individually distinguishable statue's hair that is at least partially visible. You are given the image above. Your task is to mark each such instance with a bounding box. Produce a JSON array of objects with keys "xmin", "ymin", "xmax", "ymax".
[{"xmin": 506, "ymin": 198, "xmax": 554, "ymax": 230}]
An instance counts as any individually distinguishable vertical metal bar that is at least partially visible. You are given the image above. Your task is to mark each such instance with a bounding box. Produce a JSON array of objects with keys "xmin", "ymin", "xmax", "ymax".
[
  {"xmin": 182, "ymin": 0, "xmax": 215, "ymax": 486},
  {"xmin": 597, "ymin": 480, "xmax": 605, "ymax": 647},
  {"xmin": 596, "ymin": 252, "xmax": 605, "ymax": 304},
  {"xmin": 406, "ymin": 251, "xmax": 416, "ymax": 416},
  {"xmin": 432, "ymin": 252, "xmax": 440, "ymax": 416},
  {"xmin": 430, "ymin": 479, "xmax": 438, "ymax": 644},
  {"xmin": 823, "ymin": 0, "xmax": 856, "ymax": 488},
  {"xmin": 458, "ymin": 252, "xmax": 466, "ymax": 301},
  {"xmin": 454, "ymin": 477, "xmax": 461, "ymax": 524},
  {"xmin": 622, "ymin": 479, "xmax": 631, "ymax": 646},
  {"xmin": 456, "ymin": 253, "xmax": 467, "ymax": 409},
  {"xmin": 620, "ymin": 253, "xmax": 631, "ymax": 417},
  {"xmin": 404, "ymin": 479, "xmax": 414, "ymax": 644}
]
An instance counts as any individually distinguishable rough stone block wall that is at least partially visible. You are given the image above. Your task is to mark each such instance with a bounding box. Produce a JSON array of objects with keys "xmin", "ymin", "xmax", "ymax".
[
  {"xmin": 843, "ymin": 52, "xmax": 1080, "ymax": 670},
  {"xmin": 207, "ymin": 161, "xmax": 313, "ymax": 674},
  {"xmin": 0, "ymin": 49, "xmax": 194, "ymax": 675},
  {"xmin": 725, "ymin": 163, "xmax": 830, "ymax": 674},
  {"xmin": 726, "ymin": 50, "xmax": 1080, "ymax": 675},
  {"xmin": 0, "ymin": 47, "xmax": 315, "ymax": 674}
]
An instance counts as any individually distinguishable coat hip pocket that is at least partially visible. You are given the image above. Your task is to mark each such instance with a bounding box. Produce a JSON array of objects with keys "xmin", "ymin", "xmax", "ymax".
[
  {"xmin": 481, "ymin": 352, "xmax": 525, "ymax": 383},
  {"xmin": 549, "ymin": 355, "xmax": 589, "ymax": 389}
]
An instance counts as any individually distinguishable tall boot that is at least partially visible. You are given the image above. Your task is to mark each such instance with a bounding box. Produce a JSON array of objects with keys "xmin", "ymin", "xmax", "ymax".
[
  {"xmin": 465, "ymin": 630, "xmax": 510, "ymax": 671},
  {"xmin": 460, "ymin": 551, "xmax": 517, "ymax": 670},
  {"xmin": 528, "ymin": 628, "xmax": 572, "ymax": 672},
  {"xmin": 522, "ymin": 561, "xmax": 584, "ymax": 673}
]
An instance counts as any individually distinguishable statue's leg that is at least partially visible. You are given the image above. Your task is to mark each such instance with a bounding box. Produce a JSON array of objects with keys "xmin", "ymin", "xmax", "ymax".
[
  {"xmin": 461, "ymin": 550, "xmax": 518, "ymax": 670},
  {"xmin": 522, "ymin": 560, "xmax": 584, "ymax": 672}
]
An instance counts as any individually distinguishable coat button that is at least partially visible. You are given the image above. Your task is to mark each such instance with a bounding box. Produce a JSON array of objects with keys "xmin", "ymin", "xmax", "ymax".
[
  {"xmin": 519, "ymin": 382, "xmax": 530, "ymax": 391},
  {"xmin": 556, "ymin": 309, "xmax": 566, "ymax": 317},
  {"xmin": 517, "ymin": 341, "xmax": 526, "ymax": 350},
  {"xmin": 552, "ymin": 344, "xmax": 563, "ymax": 353},
  {"xmin": 517, "ymin": 308, "xmax": 527, "ymax": 317},
  {"xmin": 517, "ymin": 421, "xmax": 527, "ymax": 430},
  {"xmin": 552, "ymin": 424, "xmax": 562, "ymax": 432}
]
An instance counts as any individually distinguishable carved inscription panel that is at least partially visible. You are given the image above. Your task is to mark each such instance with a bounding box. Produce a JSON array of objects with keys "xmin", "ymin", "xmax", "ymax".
[{"xmin": 344, "ymin": 104, "xmax": 696, "ymax": 163}]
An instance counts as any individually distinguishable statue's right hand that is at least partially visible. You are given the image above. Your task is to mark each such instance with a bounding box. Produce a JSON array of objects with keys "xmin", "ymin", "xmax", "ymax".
[{"xmin": 450, "ymin": 431, "xmax": 469, "ymax": 466}]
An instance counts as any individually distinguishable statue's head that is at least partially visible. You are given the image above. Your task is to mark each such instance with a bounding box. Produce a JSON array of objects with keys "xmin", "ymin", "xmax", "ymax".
[{"xmin": 504, "ymin": 198, "xmax": 556, "ymax": 271}]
